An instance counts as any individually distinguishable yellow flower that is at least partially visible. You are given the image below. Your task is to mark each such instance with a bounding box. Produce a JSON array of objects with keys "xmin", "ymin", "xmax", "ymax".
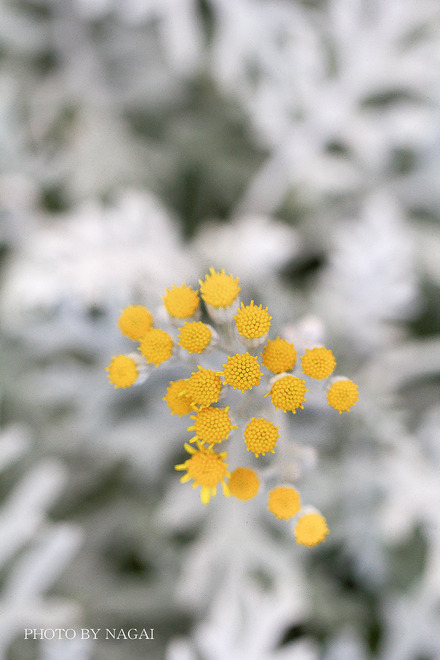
[
  {"xmin": 244, "ymin": 417, "xmax": 279, "ymax": 457},
  {"xmin": 327, "ymin": 378, "xmax": 359, "ymax": 413},
  {"xmin": 199, "ymin": 267, "xmax": 240, "ymax": 308},
  {"xmin": 108, "ymin": 268, "xmax": 359, "ymax": 530},
  {"xmin": 162, "ymin": 284, "xmax": 200, "ymax": 320},
  {"xmin": 188, "ymin": 406, "xmax": 237, "ymax": 445},
  {"xmin": 222, "ymin": 353, "xmax": 263, "ymax": 392},
  {"xmin": 175, "ymin": 443, "xmax": 230, "ymax": 504},
  {"xmin": 262, "ymin": 337, "xmax": 297, "ymax": 374},
  {"xmin": 268, "ymin": 486, "xmax": 301, "ymax": 520},
  {"xmin": 106, "ymin": 355, "xmax": 139, "ymax": 388},
  {"xmin": 234, "ymin": 301, "xmax": 271, "ymax": 340},
  {"xmin": 163, "ymin": 379, "xmax": 193, "ymax": 416},
  {"xmin": 229, "ymin": 467, "xmax": 260, "ymax": 501},
  {"xmin": 139, "ymin": 328, "xmax": 173, "ymax": 367},
  {"xmin": 301, "ymin": 346, "xmax": 336, "ymax": 380},
  {"xmin": 178, "ymin": 321, "xmax": 212, "ymax": 354},
  {"xmin": 185, "ymin": 367, "xmax": 223, "ymax": 408},
  {"xmin": 118, "ymin": 305, "xmax": 153, "ymax": 340},
  {"xmin": 294, "ymin": 512, "xmax": 329, "ymax": 546},
  {"xmin": 266, "ymin": 375, "xmax": 307, "ymax": 413}
]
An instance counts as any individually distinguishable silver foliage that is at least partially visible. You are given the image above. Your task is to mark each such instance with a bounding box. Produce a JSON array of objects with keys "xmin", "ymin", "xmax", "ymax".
[{"xmin": 1, "ymin": 0, "xmax": 440, "ymax": 658}]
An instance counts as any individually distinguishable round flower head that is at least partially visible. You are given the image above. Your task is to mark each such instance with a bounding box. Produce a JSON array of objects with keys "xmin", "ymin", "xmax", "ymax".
[
  {"xmin": 222, "ymin": 353, "xmax": 263, "ymax": 392},
  {"xmin": 188, "ymin": 406, "xmax": 237, "ymax": 445},
  {"xmin": 163, "ymin": 379, "xmax": 193, "ymax": 416},
  {"xmin": 162, "ymin": 283, "xmax": 200, "ymax": 320},
  {"xmin": 175, "ymin": 443, "xmax": 230, "ymax": 504},
  {"xmin": 234, "ymin": 301, "xmax": 271, "ymax": 347},
  {"xmin": 200, "ymin": 268, "xmax": 240, "ymax": 308},
  {"xmin": 199, "ymin": 268, "xmax": 240, "ymax": 322},
  {"xmin": 301, "ymin": 346, "xmax": 336, "ymax": 380},
  {"xmin": 178, "ymin": 321, "xmax": 212, "ymax": 354},
  {"xmin": 185, "ymin": 367, "xmax": 223, "ymax": 408},
  {"xmin": 118, "ymin": 305, "xmax": 153, "ymax": 341},
  {"xmin": 229, "ymin": 467, "xmax": 260, "ymax": 501},
  {"xmin": 139, "ymin": 328, "xmax": 173, "ymax": 367},
  {"xmin": 244, "ymin": 417, "xmax": 279, "ymax": 457},
  {"xmin": 266, "ymin": 375, "xmax": 307, "ymax": 413},
  {"xmin": 262, "ymin": 337, "xmax": 297, "ymax": 374},
  {"xmin": 107, "ymin": 355, "xmax": 139, "ymax": 389},
  {"xmin": 294, "ymin": 512, "xmax": 329, "ymax": 547},
  {"xmin": 327, "ymin": 378, "xmax": 358, "ymax": 413},
  {"xmin": 268, "ymin": 486, "xmax": 301, "ymax": 520}
]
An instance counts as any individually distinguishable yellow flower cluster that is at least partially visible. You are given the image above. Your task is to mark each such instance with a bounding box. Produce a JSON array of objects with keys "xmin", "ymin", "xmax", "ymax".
[
  {"xmin": 262, "ymin": 337, "xmax": 297, "ymax": 374},
  {"xmin": 235, "ymin": 301, "xmax": 271, "ymax": 347},
  {"xmin": 178, "ymin": 321, "xmax": 212, "ymax": 354},
  {"xmin": 163, "ymin": 284, "xmax": 200, "ymax": 320},
  {"xmin": 199, "ymin": 268, "xmax": 240, "ymax": 309},
  {"xmin": 175, "ymin": 443, "xmax": 230, "ymax": 505},
  {"xmin": 266, "ymin": 375, "xmax": 307, "ymax": 413},
  {"xmin": 222, "ymin": 352, "xmax": 262, "ymax": 392},
  {"xmin": 107, "ymin": 268, "xmax": 359, "ymax": 546},
  {"xmin": 188, "ymin": 406, "xmax": 237, "ymax": 446},
  {"xmin": 244, "ymin": 418, "xmax": 279, "ymax": 457}
]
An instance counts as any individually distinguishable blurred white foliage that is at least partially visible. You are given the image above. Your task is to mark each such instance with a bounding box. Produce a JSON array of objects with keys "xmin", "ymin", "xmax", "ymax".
[
  {"xmin": 193, "ymin": 214, "xmax": 298, "ymax": 282},
  {"xmin": 0, "ymin": 0, "xmax": 439, "ymax": 658},
  {"xmin": 74, "ymin": 0, "xmax": 204, "ymax": 77},
  {"xmin": 160, "ymin": 490, "xmax": 318, "ymax": 660},
  {"xmin": 0, "ymin": 460, "xmax": 65, "ymax": 566},
  {"xmin": 323, "ymin": 630, "xmax": 369, "ymax": 660},
  {"xmin": 379, "ymin": 462, "xmax": 440, "ymax": 660},
  {"xmin": 0, "ymin": 190, "xmax": 196, "ymax": 320},
  {"xmin": 39, "ymin": 636, "xmax": 94, "ymax": 660},
  {"xmin": 314, "ymin": 191, "xmax": 418, "ymax": 350},
  {"xmin": 0, "ymin": 425, "xmax": 83, "ymax": 656},
  {"xmin": 0, "ymin": 188, "xmax": 301, "ymax": 326},
  {"xmin": 0, "ymin": 423, "xmax": 29, "ymax": 471},
  {"xmin": 208, "ymin": 0, "xmax": 440, "ymax": 212},
  {"xmin": 410, "ymin": 220, "xmax": 440, "ymax": 286}
]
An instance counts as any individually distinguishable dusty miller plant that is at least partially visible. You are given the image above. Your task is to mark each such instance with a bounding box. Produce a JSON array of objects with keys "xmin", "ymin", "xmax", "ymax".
[{"xmin": 0, "ymin": 0, "xmax": 440, "ymax": 658}]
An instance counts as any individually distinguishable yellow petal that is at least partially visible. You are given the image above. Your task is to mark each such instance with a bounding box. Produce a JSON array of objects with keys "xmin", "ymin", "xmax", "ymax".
[
  {"xmin": 201, "ymin": 486, "xmax": 211, "ymax": 504},
  {"xmin": 222, "ymin": 480, "xmax": 231, "ymax": 497}
]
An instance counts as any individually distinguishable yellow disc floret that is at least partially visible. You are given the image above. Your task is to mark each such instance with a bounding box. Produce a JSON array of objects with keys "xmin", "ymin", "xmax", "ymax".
[
  {"xmin": 229, "ymin": 467, "xmax": 260, "ymax": 501},
  {"xmin": 327, "ymin": 379, "xmax": 358, "ymax": 413},
  {"xmin": 106, "ymin": 355, "xmax": 138, "ymax": 388},
  {"xmin": 294, "ymin": 512, "xmax": 329, "ymax": 546},
  {"xmin": 139, "ymin": 328, "xmax": 173, "ymax": 367},
  {"xmin": 185, "ymin": 367, "xmax": 223, "ymax": 408},
  {"xmin": 163, "ymin": 379, "xmax": 193, "ymax": 416},
  {"xmin": 222, "ymin": 353, "xmax": 263, "ymax": 392},
  {"xmin": 267, "ymin": 375, "xmax": 307, "ymax": 413},
  {"xmin": 301, "ymin": 347, "xmax": 336, "ymax": 380},
  {"xmin": 178, "ymin": 321, "xmax": 212, "ymax": 354},
  {"xmin": 199, "ymin": 268, "xmax": 240, "ymax": 308},
  {"xmin": 118, "ymin": 305, "xmax": 153, "ymax": 340},
  {"xmin": 268, "ymin": 486, "xmax": 301, "ymax": 520},
  {"xmin": 163, "ymin": 284, "xmax": 200, "ymax": 319},
  {"xmin": 188, "ymin": 406, "xmax": 236, "ymax": 445},
  {"xmin": 234, "ymin": 301, "xmax": 271, "ymax": 339},
  {"xmin": 175, "ymin": 443, "xmax": 230, "ymax": 504},
  {"xmin": 262, "ymin": 337, "xmax": 297, "ymax": 374},
  {"xmin": 244, "ymin": 417, "xmax": 279, "ymax": 457}
]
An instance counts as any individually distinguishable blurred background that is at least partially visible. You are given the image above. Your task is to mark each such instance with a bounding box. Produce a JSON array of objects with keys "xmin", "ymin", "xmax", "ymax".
[{"xmin": 1, "ymin": 0, "xmax": 440, "ymax": 658}]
